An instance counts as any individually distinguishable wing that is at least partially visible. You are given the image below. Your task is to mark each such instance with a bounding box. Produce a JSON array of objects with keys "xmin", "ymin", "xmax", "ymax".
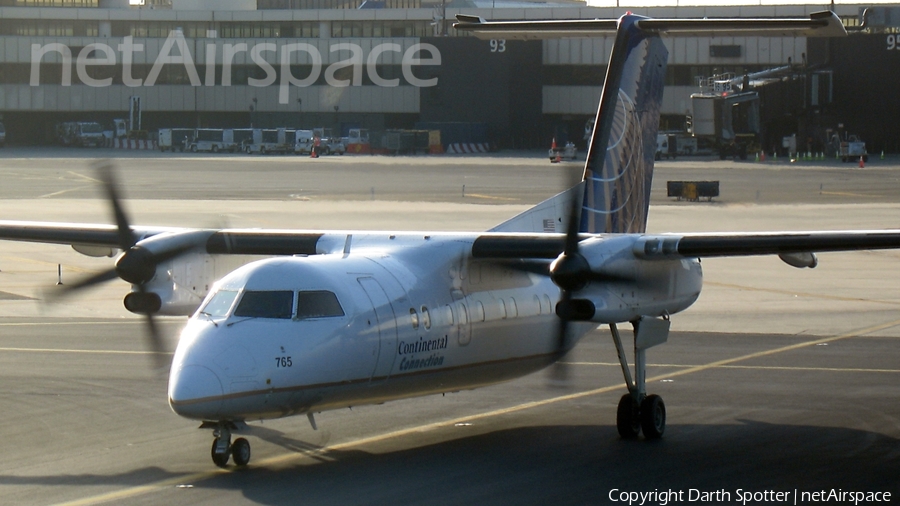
[
  {"xmin": 472, "ymin": 230, "xmax": 900, "ymax": 268},
  {"xmin": 0, "ymin": 221, "xmax": 182, "ymax": 254},
  {"xmin": 634, "ymin": 230, "xmax": 900, "ymax": 268},
  {"xmin": 0, "ymin": 221, "xmax": 182, "ymax": 245},
  {"xmin": 0, "ymin": 221, "xmax": 328, "ymax": 257}
]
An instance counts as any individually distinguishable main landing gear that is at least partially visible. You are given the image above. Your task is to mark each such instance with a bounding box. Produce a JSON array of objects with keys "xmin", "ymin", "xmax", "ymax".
[
  {"xmin": 207, "ymin": 421, "xmax": 251, "ymax": 467},
  {"xmin": 610, "ymin": 317, "xmax": 670, "ymax": 440}
]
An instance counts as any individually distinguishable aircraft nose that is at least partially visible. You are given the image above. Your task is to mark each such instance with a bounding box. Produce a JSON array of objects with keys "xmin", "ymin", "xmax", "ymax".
[{"xmin": 168, "ymin": 364, "xmax": 224, "ymax": 419}]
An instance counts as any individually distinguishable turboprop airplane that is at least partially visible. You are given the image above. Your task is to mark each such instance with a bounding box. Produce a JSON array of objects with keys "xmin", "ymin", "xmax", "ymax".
[{"xmin": 1, "ymin": 11, "xmax": 894, "ymax": 468}]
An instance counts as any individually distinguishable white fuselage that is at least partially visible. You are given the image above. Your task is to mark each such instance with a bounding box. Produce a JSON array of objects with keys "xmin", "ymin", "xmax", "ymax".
[{"xmin": 166, "ymin": 233, "xmax": 702, "ymax": 422}]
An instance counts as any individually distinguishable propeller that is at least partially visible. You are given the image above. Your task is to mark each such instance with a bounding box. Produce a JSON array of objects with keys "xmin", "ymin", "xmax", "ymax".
[
  {"xmin": 51, "ymin": 160, "xmax": 195, "ymax": 368},
  {"xmin": 491, "ymin": 175, "xmax": 598, "ymax": 384},
  {"xmin": 547, "ymin": 189, "xmax": 585, "ymax": 384}
]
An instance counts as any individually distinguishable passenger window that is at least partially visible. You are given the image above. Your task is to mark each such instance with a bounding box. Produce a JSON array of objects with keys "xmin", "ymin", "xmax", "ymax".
[
  {"xmin": 296, "ymin": 290, "xmax": 344, "ymax": 319},
  {"xmin": 474, "ymin": 301, "xmax": 485, "ymax": 322},
  {"xmin": 421, "ymin": 306, "xmax": 432, "ymax": 329},
  {"xmin": 200, "ymin": 289, "xmax": 238, "ymax": 317},
  {"xmin": 509, "ymin": 298, "xmax": 518, "ymax": 318},
  {"xmin": 458, "ymin": 303, "xmax": 468, "ymax": 325},
  {"xmin": 234, "ymin": 291, "xmax": 293, "ymax": 319},
  {"xmin": 410, "ymin": 308, "xmax": 419, "ymax": 329},
  {"xmin": 499, "ymin": 299, "xmax": 507, "ymax": 319}
]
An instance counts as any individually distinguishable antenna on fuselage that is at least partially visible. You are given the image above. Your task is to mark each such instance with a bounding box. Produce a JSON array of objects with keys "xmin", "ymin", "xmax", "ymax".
[{"xmin": 342, "ymin": 234, "xmax": 353, "ymax": 258}]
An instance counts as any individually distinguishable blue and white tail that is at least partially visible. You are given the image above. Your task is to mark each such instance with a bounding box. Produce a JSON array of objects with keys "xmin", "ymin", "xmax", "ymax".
[
  {"xmin": 491, "ymin": 14, "xmax": 666, "ymax": 235},
  {"xmin": 469, "ymin": 11, "xmax": 845, "ymax": 235},
  {"xmin": 580, "ymin": 15, "xmax": 666, "ymax": 234}
]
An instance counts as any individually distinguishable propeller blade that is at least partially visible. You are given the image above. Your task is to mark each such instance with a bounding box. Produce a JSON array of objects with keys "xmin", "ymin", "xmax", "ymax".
[
  {"xmin": 563, "ymin": 186, "xmax": 582, "ymax": 257},
  {"xmin": 93, "ymin": 159, "xmax": 137, "ymax": 250},
  {"xmin": 549, "ymin": 170, "xmax": 585, "ymax": 386},
  {"xmin": 549, "ymin": 289, "xmax": 572, "ymax": 385},
  {"xmin": 142, "ymin": 310, "xmax": 169, "ymax": 370},
  {"xmin": 48, "ymin": 268, "xmax": 120, "ymax": 300},
  {"xmin": 96, "ymin": 161, "xmax": 172, "ymax": 369}
]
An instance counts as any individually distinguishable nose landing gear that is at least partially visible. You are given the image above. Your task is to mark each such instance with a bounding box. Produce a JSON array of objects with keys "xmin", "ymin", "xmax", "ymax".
[{"xmin": 208, "ymin": 421, "xmax": 251, "ymax": 467}]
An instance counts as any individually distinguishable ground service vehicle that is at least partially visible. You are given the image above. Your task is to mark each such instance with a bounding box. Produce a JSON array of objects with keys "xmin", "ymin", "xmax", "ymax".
[
  {"xmin": 56, "ymin": 122, "xmax": 105, "ymax": 147},
  {"xmin": 829, "ymin": 132, "xmax": 868, "ymax": 162},
  {"xmin": 294, "ymin": 130, "xmax": 315, "ymax": 154},
  {"xmin": 158, "ymin": 128, "xmax": 195, "ymax": 152},
  {"xmin": 245, "ymin": 128, "xmax": 294, "ymax": 154},
  {"xmin": 550, "ymin": 141, "xmax": 578, "ymax": 161},
  {"xmin": 655, "ymin": 134, "xmax": 676, "ymax": 160},
  {"xmin": 231, "ymin": 129, "xmax": 254, "ymax": 151},
  {"xmin": 312, "ymin": 128, "xmax": 347, "ymax": 155},
  {"xmin": 190, "ymin": 129, "xmax": 235, "ymax": 153}
]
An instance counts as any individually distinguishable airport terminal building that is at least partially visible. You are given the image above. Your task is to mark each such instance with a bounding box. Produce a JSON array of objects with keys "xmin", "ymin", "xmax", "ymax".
[{"xmin": 0, "ymin": 0, "xmax": 898, "ymax": 152}]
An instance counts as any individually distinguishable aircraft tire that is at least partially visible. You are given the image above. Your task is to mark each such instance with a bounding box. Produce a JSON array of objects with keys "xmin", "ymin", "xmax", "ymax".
[
  {"xmin": 211, "ymin": 439, "xmax": 230, "ymax": 468},
  {"xmin": 232, "ymin": 438, "xmax": 251, "ymax": 466},
  {"xmin": 616, "ymin": 393, "xmax": 641, "ymax": 439},
  {"xmin": 640, "ymin": 394, "xmax": 666, "ymax": 439}
]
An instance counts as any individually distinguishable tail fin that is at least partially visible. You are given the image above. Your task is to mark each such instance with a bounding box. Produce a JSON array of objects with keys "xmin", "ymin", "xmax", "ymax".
[
  {"xmin": 581, "ymin": 15, "xmax": 666, "ymax": 234},
  {"xmin": 462, "ymin": 11, "xmax": 846, "ymax": 235},
  {"xmin": 490, "ymin": 15, "xmax": 666, "ymax": 235}
]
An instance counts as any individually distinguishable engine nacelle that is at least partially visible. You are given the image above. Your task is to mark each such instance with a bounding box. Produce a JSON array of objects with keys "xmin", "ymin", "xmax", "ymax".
[
  {"xmin": 115, "ymin": 230, "xmax": 218, "ymax": 316},
  {"xmin": 563, "ymin": 236, "xmax": 703, "ymax": 323},
  {"xmin": 124, "ymin": 251, "xmax": 217, "ymax": 316}
]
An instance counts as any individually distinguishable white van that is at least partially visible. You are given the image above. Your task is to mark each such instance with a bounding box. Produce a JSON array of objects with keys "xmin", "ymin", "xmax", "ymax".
[
  {"xmin": 656, "ymin": 134, "xmax": 675, "ymax": 160},
  {"xmin": 294, "ymin": 129, "xmax": 315, "ymax": 154}
]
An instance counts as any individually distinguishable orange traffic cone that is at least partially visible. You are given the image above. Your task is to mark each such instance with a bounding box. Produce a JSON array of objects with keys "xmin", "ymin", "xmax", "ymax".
[
  {"xmin": 859, "ymin": 155, "xmax": 865, "ymax": 168},
  {"xmin": 551, "ymin": 137, "xmax": 557, "ymax": 150}
]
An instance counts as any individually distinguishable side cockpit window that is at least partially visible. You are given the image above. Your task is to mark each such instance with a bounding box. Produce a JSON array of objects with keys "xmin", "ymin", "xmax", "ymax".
[
  {"xmin": 201, "ymin": 289, "xmax": 239, "ymax": 317},
  {"xmin": 235, "ymin": 291, "xmax": 294, "ymax": 319},
  {"xmin": 296, "ymin": 291, "xmax": 344, "ymax": 320}
]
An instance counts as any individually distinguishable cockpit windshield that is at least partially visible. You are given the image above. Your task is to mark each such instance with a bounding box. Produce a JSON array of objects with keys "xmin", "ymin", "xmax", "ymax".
[
  {"xmin": 234, "ymin": 291, "xmax": 294, "ymax": 319},
  {"xmin": 296, "ymin": 290, "xmax": 344, "ymax": 319},
  {"xmin": 198, "ymin": 289, "xmax": 344, "ymax": 321},
  {"xmin": 200, "ymin": 289, "xmax": 238, "ymax": 317}
]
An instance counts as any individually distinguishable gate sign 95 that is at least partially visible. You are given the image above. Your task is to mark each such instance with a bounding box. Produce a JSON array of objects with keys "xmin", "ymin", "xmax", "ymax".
[{"xmin": 887, "ymin": 35, "xmax": 900, "ymax": 50}]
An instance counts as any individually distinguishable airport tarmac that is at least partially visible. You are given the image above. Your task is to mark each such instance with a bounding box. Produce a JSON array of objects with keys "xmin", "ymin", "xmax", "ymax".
[{"xmin": 0, "ymin": 149, "xmax": 898, "ymax": 505}]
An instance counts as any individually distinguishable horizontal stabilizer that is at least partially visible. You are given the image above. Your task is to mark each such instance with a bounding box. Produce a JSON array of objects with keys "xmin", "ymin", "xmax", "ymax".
[{"xmin": 454, "ymin": 11, "xmax": 846, "ymax": 39}]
